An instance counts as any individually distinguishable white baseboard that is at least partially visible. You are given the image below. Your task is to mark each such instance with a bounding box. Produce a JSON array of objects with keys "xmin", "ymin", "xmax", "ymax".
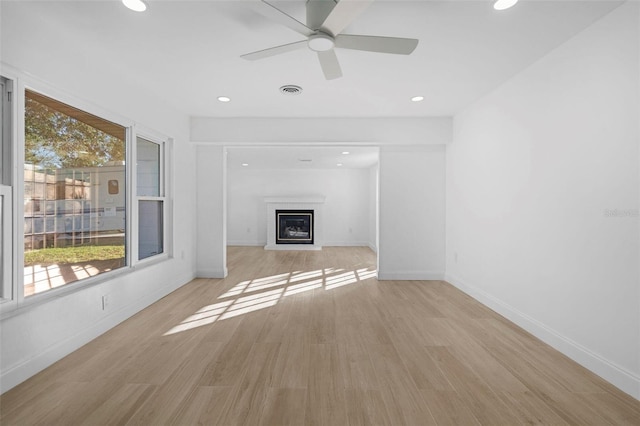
[
  {"xmin": 227, "ymin": 241, "xmax": 265, "ymax": 246},
  {"xmin": 367, "ymin": 242, "xmax": 378, "ymax": 253},
  {"xmin": 445, "ymin": 273, "xmax": 640, "ymax": 401},
  {"xmin": 196, "ymin": 267, "xmax": 228, "ymax": 278},
  {"xmin": 227, "ymin": 242, "xmax": 374, "ymax": 249},
  {"xmin": 377, "ymin": 270, "xmax": 444, "ymax": 280},
  {"xmin": 0, "ymin": 271, "xmax": 195, "ymax": 394},
  {"xmin": 322, "ymin": 241, "xmax": 370, "ymax": 247},
  {"xmin": 264, "ymin": 244, "xmax": 322, "ymax": 251}
]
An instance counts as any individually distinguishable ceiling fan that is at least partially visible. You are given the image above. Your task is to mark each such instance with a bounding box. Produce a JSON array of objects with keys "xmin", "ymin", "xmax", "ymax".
[{"xmin": 242, "ymin": 0, "xmax": 419, "ymax": 80}]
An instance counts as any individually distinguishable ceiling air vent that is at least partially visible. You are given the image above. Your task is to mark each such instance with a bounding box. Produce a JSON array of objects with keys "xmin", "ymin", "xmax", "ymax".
[{"xmin": 280, "ymin": 85, "xmax": 303, "ymax": 95}]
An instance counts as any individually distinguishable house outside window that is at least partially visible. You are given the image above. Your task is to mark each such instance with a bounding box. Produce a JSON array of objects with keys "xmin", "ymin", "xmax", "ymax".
[{"xmin": 23, "ymin": 90, "xmax": 127, "ymax": 296}]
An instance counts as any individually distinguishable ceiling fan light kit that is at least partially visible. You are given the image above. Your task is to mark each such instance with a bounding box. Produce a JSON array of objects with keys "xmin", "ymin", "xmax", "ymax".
[
  {"xmin": 494, "ymin": 0, "xmax": 519, "ymax": 11},
  {"xmin": 242, "ymin": 0, "xmax": 419, "ymax": 80},
  {"xmin": 308, "ymin": 33, "xmax": 335, "ymax": 52},
  {"xmin": 122, "ymin": 0, "xmax": 147, "ymax": 12}
]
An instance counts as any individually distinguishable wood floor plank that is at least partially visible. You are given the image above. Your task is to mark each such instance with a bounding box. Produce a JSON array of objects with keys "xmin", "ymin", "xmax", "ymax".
[
  {"xmin": 345, "ymin": 389, "xmax": 394, "ymax": 426},
  {"xmin": 367, "ymin": 343, "xmax": 438, "ymax": 425},
  {"xmin": 420, "ymin": 390, "xmax": 481, "ymax": 426},
  {"xmin": 304, "ymin": 343, "xmax": 348, "ymax": 426},
  {"xmin": 255, "ymin": 291, "xmax": 294, "ymax": 344},
  {"xmin": 168, "ymin": 386, "xmax": 233, "ymax": 426},
  {"xmin": 217, "ymin": 342, "xmax": 282, "ymax": 425},
  {"xmin": 392, "ymin": 339, "xmax": 455, "ymax": 391},
  {"xmin": 6, "ymin": 380, "xmax": 122, "ymax": 425},
  {"xmin": 425, "ymin": 346, "xmax": 524, "ymax": 425},
  {"xmin": 125, "ymin": 341, "xmax": 223, "ymax": 424},
  {"xmin": 487, "ymin": 344, "xmax": 573, "ymax": 399},
  {"xmin": 258, "ymin": 388, "xmax": 307, "ymax": 426},
  {"xmin": 80, "ymin": 383, "xmax": 156, "ymax": 426},
  {"xmin": 2, "ymin": 246, "xmax": 639, "ymax": 426},
  {"xmin": 580, "ymin": 392, "xmax": 640, "ymax": 425},
  {"xmin": 539, "ymin": 391, "xmax": 618, "ymax": 425},
  {"xmin": 496, "ymin": 390, "xmax": 571, "ymax": 426},
  {"xmin": 123, "ymin": 332, "xmax": 202, "ymax": 385},
  {"xmin": 445, "ymin": 319, "xmax": 529, "ymax": 393},
  {"xmin": 336, "ymin": 341, "xmax": 381, "ymax": 390},
  {"xmin": 305, "ymin": 289, "xmax": 337, "ymax": 344},
  {"xmin": 198, "ymin": 308, "xmax": 270, "ymax": 386}
]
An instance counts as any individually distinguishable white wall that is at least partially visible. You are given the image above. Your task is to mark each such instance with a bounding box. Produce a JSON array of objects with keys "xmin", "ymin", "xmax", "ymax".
[
  {"xmin": 446, "ymin": 2, "xmax": 639, "ymax": 398},
  {"xmin": 0, "ymin": 8, "xmax": 197, "ymax": 392},
  {"xmin": 368, "ymin": 165, "xmax": 379, "ymax": 252},
  {"xmin": 378, "ymin": 146, "xmax": 446, "ymax": 280},
  {"xmin": 0, "ymin": 74, "xmax": 196, "ymax": 393},
  {"xmin": 196, "ymin": 145, "xmax": 227, "ymax": 277},
  {"xmin": 191, "ymin": 117, "xmax": 451, "ymax": 280},
  {"xmin": 227, "ymin": 167, "xmax": 371, "ymax": 247}
]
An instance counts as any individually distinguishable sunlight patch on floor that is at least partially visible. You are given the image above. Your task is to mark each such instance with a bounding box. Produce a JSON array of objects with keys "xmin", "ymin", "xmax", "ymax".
[
  {"xmin": 219, "ymin": 289, "xmax": 284, "ymax": 321},
  {"xmin": 283, "ymin": 278, "xmax": 324, "ymax": 296},
  {"xmin": 164, "ymin": 265, "xmax": 377, "ymax": 336},
  {"xmin": 325, "ymin": 271, "xmax": 357, "ymax": 290}
]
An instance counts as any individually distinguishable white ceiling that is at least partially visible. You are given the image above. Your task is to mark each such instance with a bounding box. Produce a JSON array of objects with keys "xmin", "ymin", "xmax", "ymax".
[
  {"xmin": 0, "ymin": 0, "xmax": 622, "ymax": 169},
  {"xmin": 1, "ymin": 0, "xmax": 622, "ymax": 118}
]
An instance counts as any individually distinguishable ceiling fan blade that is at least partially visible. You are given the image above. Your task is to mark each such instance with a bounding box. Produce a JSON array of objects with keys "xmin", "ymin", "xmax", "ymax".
[
  {"xmin": 320, "ymin": 0, "xmax": 373, "ymax": 36},
  {"xmin": 335, "ymin": 34, "xmax": 419, "ymax": 54},
  {"xmin": 241, "ymin": 40, "xmax": 308, "ymax": 61},
  {"xmin": 250, "ymin": 0, "xmax": 315, "ymax": 37},
  {"xmin": 317, "ymin": 50, "xmax": 342, "ymax": 80}
]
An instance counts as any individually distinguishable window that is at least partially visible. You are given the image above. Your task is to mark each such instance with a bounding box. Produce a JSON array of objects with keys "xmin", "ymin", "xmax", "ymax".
[
  {"xmin": 1, "ymin": 77, "xmax": 13, "ymax": 301},
  {"xmin": 23, "ymin": 90, "xmax": 126, "ymax": 296},
  {"xmin": 0, "ymin": 79, "xmax": 174, "ymax": 311},
  {"xmin": 136, "ymin": 136, "xmax": 165, "ymax": 260}
]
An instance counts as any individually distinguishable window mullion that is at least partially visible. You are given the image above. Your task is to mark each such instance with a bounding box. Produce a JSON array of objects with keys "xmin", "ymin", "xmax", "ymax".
[{"xmin": 129, "ymin": 126, "xmax": 138, "ymax": 266}]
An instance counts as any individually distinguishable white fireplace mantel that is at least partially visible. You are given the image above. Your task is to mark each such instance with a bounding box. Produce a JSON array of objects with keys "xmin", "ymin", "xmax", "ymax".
[{"xmin": 264, "ymin": 196, "xmax": 325, "ymax": 250}]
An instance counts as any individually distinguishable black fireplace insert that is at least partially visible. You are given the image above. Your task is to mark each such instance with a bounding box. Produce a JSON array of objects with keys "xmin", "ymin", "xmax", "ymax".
[{"xmin": 276, "ymin": 210, "xmax": 314, "ymax": 244}]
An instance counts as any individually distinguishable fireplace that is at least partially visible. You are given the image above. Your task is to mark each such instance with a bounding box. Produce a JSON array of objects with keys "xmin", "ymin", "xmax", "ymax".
[
  {"xmin": 264, "ymin": 197, "xmax": 324, "ymax": 250},
  {"xmin": 276, "ymin": 210, "xmax": 314, "ymax": 245}
]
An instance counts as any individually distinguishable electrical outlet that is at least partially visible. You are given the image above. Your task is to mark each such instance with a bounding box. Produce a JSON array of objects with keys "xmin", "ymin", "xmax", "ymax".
[
  {"xmin": 102, "ymin": 294, "xmax": 110, "ymax": 310},
  {"xmin": 454, "ymin": 252, "xmax": 458, "ymax": 264}
]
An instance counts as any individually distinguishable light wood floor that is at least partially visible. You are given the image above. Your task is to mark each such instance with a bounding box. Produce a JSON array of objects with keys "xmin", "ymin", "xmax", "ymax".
[{"xmin": 2, "ymin": 246, "xmax": 639, "ymax": 425}]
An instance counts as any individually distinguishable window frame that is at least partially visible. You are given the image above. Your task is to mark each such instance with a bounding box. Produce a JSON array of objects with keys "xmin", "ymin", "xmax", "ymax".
[
  {"xmin": 0, "ymin": 70, "xmax": 174, "ymax": 316},
  {"xmin": 0, "ymin": 185, "xmax": 13, "ymax": 302},
  {"xmin": 0, "ymin": 76, "xmax": 14, "ymax": 303},
  {"xmin": 132, "ymin": 129, "xmax": 172, "ymax": 265}
]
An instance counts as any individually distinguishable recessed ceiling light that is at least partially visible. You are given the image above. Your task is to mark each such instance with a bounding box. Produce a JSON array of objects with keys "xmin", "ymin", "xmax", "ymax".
[
  {"xmin": 411, "ymin": 96, "xmax": 424, "ymax": 102},
  {"xmin": 342, "ymin": 151, "xmax": 350, "ymax": 155},
  {"xmin": 494, "ymin": 0, "xmax": 518, "ymax": 10},
  {"xmin": 217, "ymin": 96, "xmax": 231, "ymax": 103},
  {"xmin": 241, "ymin": 163, "xmax": 249, "ymax": 167},
  {"xmin": 337, "ymin": 163, "xmax": 343, "ymax": 167},
  {"xmin": 122, "ymin": 0, "xmax": 147, "ymax": 12}
]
